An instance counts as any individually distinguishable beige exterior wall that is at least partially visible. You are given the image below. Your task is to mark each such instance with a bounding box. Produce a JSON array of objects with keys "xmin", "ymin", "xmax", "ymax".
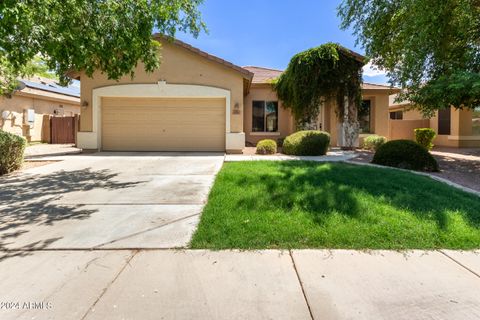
[
  {"xmin": 389, "ymin": 119, "xmax": 430, "ymax": 140},
  {"xmin": 403, "ymin": 108, "xmax": 423, "ymax": 120},
  {"xmin": 389, "ymin": 105, "xmax": 480, "ymax": 147},
  {"xmin": 0, "ymin": 93, "xmax": 79, "ymax": 142},
  {"xmin": 365, "ymin": 92, "xmax": 390, "ymax": 138},
  {"xmin": 244, "ymin": 84, "xmax": 294, "ymax": 145},
  {"xmin": 79, "ymin": 39, "xmax": 245, "ymax": 135},
  {"xmin": 429, "ymin": 110, "xmax": 459, "ymax": 147}
]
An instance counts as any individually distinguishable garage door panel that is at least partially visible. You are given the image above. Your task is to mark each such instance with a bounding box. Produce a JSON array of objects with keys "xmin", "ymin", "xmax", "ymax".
[{"xmin": 101, "ymin": 98, "xmax": 225, "ymax": 151}]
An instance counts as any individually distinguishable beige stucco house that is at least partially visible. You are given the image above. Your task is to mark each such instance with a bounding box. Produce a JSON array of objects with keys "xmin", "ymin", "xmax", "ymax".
[
  {"xmin": 75, "ymin": 36, "xmax": 397, "ymax": 153},
  {"xmin": 0, "ymin": 76, "xmax": 80, "ymax": 142},
  {"xmin": 389, "ymin": 95, "xmax": 480, "ymax": 147}
]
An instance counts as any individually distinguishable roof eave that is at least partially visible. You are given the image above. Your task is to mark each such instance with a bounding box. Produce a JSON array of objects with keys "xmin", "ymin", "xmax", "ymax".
[{"xmin": 337, "ymin": 46, "xmax": 366, "ymax": 64}]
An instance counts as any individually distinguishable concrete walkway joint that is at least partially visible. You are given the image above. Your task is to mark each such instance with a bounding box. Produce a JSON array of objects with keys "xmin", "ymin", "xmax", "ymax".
[
  {"xmin": 289, "ymin": 250, "xmax": 314, "ymax": 320},
  {"xmin": 80, "ymin": 250, "xmax": 138, "ymax": 320},
  {"xmin": 439, "ymin": 250, "xmax": 480, "ymax": 278}
]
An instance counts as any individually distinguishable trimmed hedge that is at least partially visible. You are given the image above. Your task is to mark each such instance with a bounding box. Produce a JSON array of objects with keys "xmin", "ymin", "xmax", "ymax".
[
  {"xmin": 283, "ymin": 130, "xmax": 330, "ymax": 156},
  {"xmin": 256, "ymin": 139, "xmax": 277, "ymax": 155},
  {"xmin": 414, "ymin": 128, "xmax": 436, "ymax": 150},
  {"xmin": 0, "ymin": 130, "xmax": 27, "ymax": 175},
  {"xmin": 362, "ymin": 135, "xmax": 387, "ymax": 151},
  {"xmin": 372, "ymin": 139, "xmax": 439, "ymax": 172}
]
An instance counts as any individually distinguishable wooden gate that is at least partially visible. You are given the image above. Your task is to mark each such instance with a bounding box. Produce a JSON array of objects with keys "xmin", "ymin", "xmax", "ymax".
[{"xmin": 51, "ymin": 116, "xmax": 76, "ymax": 144}]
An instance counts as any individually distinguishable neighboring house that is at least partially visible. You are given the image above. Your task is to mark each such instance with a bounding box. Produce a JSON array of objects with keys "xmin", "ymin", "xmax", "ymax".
[
  {"xmin": 0, "ymin": 76, "xmax": 80, "ymax": 142},
  {"xmin": 389, "ymin": 95, "xmax": 480, "ymax": 147},
  {"xmin": 73, "ymin": 36, "xmax": 397, "ymax": 153}
]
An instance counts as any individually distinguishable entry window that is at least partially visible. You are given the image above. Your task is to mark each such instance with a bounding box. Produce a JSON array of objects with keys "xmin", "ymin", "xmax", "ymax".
[
  {"xmin": 438, "ymin": 108, "xmax": 451, "ymax": 135},
  {"xmin": 252, "ymin": 101, "xmax": 278, "ymax": 132},
  {"xmin": 473, "ymin": 107, "xmax": 480, "ymax": 136},
  {"xmin": 390, "ymin": 111, "xmax": 403, "ymax": 120},
  {"xmin": 358, "ymin": 100, "xmax": 371, "ymax": 133}
]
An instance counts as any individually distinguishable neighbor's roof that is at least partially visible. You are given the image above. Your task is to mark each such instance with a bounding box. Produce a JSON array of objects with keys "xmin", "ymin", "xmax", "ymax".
[
  {"xmin": 362, "ymin": 83, "xmax": 399, "ymax": 91},
  {"xmin": 389, "ymin": 93, "xmax": 411, "ymax": 108},
  {"xmin": 153, "ymin": 34, "xmax": 253, "ymax": 81},
  {"xmin": 244, "ymin": 66, "xmax": 400, "ymax": 92},
  {"xmin": 20, "ymin": 76, "xmax": 80, "ymax": 98}
]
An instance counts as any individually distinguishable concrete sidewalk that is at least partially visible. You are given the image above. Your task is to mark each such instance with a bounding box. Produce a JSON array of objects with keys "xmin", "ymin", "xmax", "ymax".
[
  {"xmin": 24, "ymin": 143, "xmax": 82, "ymax": 159},
  {"xmin": 0, "ymin": 249, "xmax": 479, "ymax": 320},
  {"xmin": 225, "ymin": 149, "xmax": 356, "ymax": 162}
]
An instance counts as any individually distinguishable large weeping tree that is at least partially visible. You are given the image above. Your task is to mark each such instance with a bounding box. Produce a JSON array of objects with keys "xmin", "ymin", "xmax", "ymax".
[
  {"xmin": 0, "ymin": 0, "xmax": 206, "ymax": 95},
  {"xmin": 274, "ymin": 43, "xmax": 364, "ymax": 149}
]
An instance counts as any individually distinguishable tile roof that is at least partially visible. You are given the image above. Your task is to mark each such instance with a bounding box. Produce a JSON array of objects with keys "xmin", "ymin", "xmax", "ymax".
[
  {"xmin": 242, "ymin": 66, "xmax": 283, "ymax": 84},
  {"xmin": 244, "ymin": 66, "xmax": 400, "ymax": 92}
]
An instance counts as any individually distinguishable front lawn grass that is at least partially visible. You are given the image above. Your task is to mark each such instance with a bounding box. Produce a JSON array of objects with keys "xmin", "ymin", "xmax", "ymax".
[{"xmin": 190, "ymin": 161, "xmax": 480, "ymax": 249}]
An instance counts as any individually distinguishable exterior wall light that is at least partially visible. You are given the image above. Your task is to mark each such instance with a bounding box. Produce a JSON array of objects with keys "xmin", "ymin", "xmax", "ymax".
[{"xmin": 233, "ymin": 102, "xmax": 241, "ymax": 115}]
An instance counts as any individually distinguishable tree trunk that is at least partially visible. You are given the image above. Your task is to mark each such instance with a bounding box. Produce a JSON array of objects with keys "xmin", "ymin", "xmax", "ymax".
[{"xmin": 338, "ymin": 95, "xmax": 359, "ymax": 149}]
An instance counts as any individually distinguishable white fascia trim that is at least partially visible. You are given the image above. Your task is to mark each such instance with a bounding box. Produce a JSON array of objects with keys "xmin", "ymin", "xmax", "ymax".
[{"xmin": 84, "ymin": 82, "xmax": 232, "ymax": 150}]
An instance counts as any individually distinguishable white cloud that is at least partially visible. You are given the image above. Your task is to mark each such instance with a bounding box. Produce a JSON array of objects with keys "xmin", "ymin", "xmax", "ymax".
[{"xmin": 362, "ymin": 62, "xmax": 386, "ymax": 77}]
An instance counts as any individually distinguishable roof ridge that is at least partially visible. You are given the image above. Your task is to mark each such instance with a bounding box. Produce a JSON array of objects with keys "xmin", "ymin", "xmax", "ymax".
[
  {"xmin": 363, "ymin": 82, "xmax": 400, "ymax": 89},
  {"xmin": 243, "ymin": 66, "xmax": 284, "ymax": 72}
]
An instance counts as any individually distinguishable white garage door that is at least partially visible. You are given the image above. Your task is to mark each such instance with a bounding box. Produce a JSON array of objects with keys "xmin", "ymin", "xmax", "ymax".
[{"xmin": 101, "ymin": 97, "xmax": 226, "ymax": 151}]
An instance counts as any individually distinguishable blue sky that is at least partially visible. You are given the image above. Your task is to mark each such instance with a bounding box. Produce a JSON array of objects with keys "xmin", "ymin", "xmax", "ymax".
[{"xmin": 176, "ymin": 0, "xmax": 389, "ymax": 84}]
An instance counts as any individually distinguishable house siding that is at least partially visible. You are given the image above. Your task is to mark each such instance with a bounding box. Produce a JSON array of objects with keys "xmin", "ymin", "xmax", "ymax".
[{"xmin": 0, "ymin": 93, "xmax": 79, "ymax": 142}]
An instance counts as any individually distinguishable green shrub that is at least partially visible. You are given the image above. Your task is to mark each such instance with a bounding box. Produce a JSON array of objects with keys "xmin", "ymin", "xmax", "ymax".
[
  {"xmin": 362, "ymin": 135, "xmax": 387, "ymax": 151},
  {"xmin": 414, "ymin": 128, "xmax": 436, "ymax": 150},
  {"xmin": 283, "ymin": 130, "xmax": 330, "ymax": 156},
  {"xmin": 256, "ymin": 139, "xmax": 277, "ymax": 155},
  {"xmin": 372, "ymin": 139, "xmax": 439, "ymax": 172},
  {"xmin": 0, "ymin": 130, "xmax": 27, "ymax": 175}
]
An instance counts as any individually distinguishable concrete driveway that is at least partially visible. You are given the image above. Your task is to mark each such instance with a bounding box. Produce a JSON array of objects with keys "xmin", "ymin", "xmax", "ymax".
[{"xmin": 0, "ymin": 152, "xmax": 224, "ymax": 250}]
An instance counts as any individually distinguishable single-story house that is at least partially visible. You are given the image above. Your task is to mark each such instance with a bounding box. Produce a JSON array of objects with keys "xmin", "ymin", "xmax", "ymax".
[
  {"xmin": 74, "ymin": 36, "xmax": 397, "ymax": 153},
  {"xmin": 389, "ymin": 95, "xmax": 480, "ymax": 147},
  {"xmin": 0, "ymin": 76, "xmax": 80, "ymax": 142}
]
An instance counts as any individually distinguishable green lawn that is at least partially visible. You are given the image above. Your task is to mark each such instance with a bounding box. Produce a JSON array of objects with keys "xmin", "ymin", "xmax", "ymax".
[{"xmin": 190, "ymin": 161, "xmax": 480, "ymax": 250}]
